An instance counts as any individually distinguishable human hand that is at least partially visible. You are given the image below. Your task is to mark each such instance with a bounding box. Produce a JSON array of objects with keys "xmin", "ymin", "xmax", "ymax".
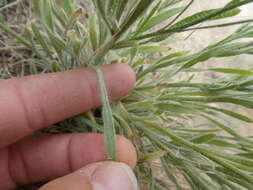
[{"xmin": 0, "ymin": 64, "xmax": 137, "ymax": 190}]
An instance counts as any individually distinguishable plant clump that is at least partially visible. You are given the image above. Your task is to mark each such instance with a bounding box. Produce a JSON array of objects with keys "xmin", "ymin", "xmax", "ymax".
[{"xmin": 1, "ymin": 0, "xmax": 253, "ymax": 189}]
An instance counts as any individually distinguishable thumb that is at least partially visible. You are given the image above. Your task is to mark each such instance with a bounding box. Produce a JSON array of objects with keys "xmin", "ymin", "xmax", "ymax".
[{"xmin": 39, "ymin": 161, "xmax": 138, "ymax": 190}]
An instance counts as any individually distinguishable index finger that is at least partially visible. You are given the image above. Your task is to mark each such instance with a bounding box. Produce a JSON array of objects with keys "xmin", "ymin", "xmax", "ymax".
[{"xmin": 0, "ymin": 64, "xmax": 135, "ymax": 148}]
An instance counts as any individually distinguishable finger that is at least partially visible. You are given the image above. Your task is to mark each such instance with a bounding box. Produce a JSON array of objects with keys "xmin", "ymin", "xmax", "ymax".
[
  {"xmin": 0, "ymin": 63, "xmax": 136, "ymax": 148},
  {"xmin": 39, "ymin": 161, "xmax": 138, "ymax": 190},
  {"xmin": 0, "ymin": 134, "xmax": 137, "ymax": 189}
]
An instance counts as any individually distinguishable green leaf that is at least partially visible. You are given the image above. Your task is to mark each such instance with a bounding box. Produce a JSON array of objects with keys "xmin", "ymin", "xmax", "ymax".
[
  {"xmin": 98, "ymin": 17, "xmax": 108, "ymax": 46},
  {"xmin": 139, "ymin": 45, "xmax": 170, "ymax": 54},
  {"xmin": 64, "ymin": 8, "xmax": 83, "ymax": 35},
  {"xmin": 0, "ymin": 21, "xmax": 32, "ymax": 49},
  {"xmin": 113, "ymin": 113, "xmax": 133, "ymax": 138},
  {"xmin": 208, "ymin": 139, "xmax": 241, "ymax": 148},
  {"xmin": 237, "ymin": 152, "xmax": 253, "ymax": 159},
  {"xmin": 92, "ymin": 0, "xmax": 114, "ymax": 34},
  {"xmin": 59, "ymin": 0, "xmax": 74, "ymax": 16},
  {"xmin": 122, "ymin": 45, "xmax": 170, "ymax": 56},
  {"xmin": 32, "ymin": 0, "xmax": 43, "ymax": 19},
  {"xmin": 132, "ymin": 57, "xmax": 146, "ymax": 68},
  {"xmin": 169, "ymin": 0, "xmax": 252, "ymax": 31},
  {"xmin": 203, "ymin": 115, "xmax": 252, "ymax": 144},
  {"xmin": 161, "ymin": 157, "xmax": 186, "ymax": 190},
  {"xmin": 46, "ymin": 29, "xmax": 66, "ymax": 56},
  {"xmin": 139, "ymin": 7, "xmax": 184, "ymax": 33},
  {"xmin": 156, "ymin": 102, "xmax": 200, "ymax": 114},
  {"xmin": 119, "ymin": 0, "xmax": 153, "ymax": 35},
  {"xmin": 178, "ymin": 41, "xmax": 253, "ymax": 72},
  {"xmin": 208, "ymin": 106, "xmax": 253, "ymax": 123},
  {"xmin": 89, "ymin": 14, "xmax": 98, "ymax": 51},
  {"xmin": 31, "ymin": 23, "xmax": 53, "ymax": 58},
  {"xmin": 210, "ymin": 68, "xmax": 253, "ymax": 76},
  {"xmin": 116, "ymin": 0, "xmax": 128, "ymax": 21},
  {"xmin": 160, "ymin": 0, "xmax": 182, "ymax": 10},
  {"xmin": 211, "ymin": 8, "xmax": 241, "ymax": 20},
  {"xmin": 77, "ymin": 116, "xmax": 104, "ymax": 132},
  {"xmin": 50, "ymin": 61, "xmax": 58, "ymax": 72},
  {"xmin": 139, "ymin": 151, "xmax": 167, "ymax": 163},
  {"xmin": 164, "ymin": 95, "xmax": 253, "ymax": 110},
  {"xmin": 133, "ymin": 0, "xmax": 253, "ymax": 40},
  {"xmin": 43, "ymin": 0, "xmax": 55, "ymax": 31},
  {"xmin": 135, "ymin": 1, "xmax": 162, "ymax": 35},
  {"xmin": 170, "ymin": 8, "xmax": 239, "ymax": 31},
  {"xmin": 96, "ymin": 67, "xmax": 117, "ymax": 161},
  {"xmin": 126, "ymin": 99, "xmax": 155, "ymax": 110},
  {"xmin": 191, "ymin": 134, "xmax": 216, "ymax": 144}
]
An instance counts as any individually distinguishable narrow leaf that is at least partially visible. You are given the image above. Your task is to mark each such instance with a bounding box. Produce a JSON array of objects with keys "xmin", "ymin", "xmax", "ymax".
[{"xmin": 96, "ymin": 67, "xmax": 117, "ymax": 161}]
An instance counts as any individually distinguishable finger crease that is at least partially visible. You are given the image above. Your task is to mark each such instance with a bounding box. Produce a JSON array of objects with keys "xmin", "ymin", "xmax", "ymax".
[
  {"xmin": 6, "ymin": 147, "xmax": 17, "ymax": 188},
  {"xmin": 84, "ymin": 72, "xmax": 98, "ymax": 109},
  {"xmin": 12, "ymin": 81, "xmax": 48, "ymax": 131},
  {"xmin": 67, "ymin": 135, "xmax": 75, "ymax": 172},
  {"xmin": 13, "ymin": 85, "xmax": 34, "ymax": 131},
  {"xmin": 10, "ymin": 144, "xmax": 31, "ymax": 185},
  {"xmin": 18, "ymin": 146, "xmax": 31, "ymax": 185}
]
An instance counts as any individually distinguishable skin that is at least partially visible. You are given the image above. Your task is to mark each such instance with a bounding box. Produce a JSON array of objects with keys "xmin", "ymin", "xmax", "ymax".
[{"xmin": 0, "ymin": 63, "xmax": 137, "ymax": 190}]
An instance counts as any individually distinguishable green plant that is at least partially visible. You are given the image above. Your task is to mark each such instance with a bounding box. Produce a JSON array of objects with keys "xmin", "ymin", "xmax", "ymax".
[{"xmin": 1, "ymin": 0, "xmax": 253, "ymax": 189}]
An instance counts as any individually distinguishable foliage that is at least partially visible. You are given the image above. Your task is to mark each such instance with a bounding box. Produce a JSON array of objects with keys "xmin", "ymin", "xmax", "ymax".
[{"xmin": 1, "ymin": 0, "xmax": 253, "ymax": 189}]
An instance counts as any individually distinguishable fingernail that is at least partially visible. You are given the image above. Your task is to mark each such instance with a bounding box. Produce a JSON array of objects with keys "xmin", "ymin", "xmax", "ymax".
[{"xmin": 80, "ymin": 161, "xmax": 138, "ymax": 190}]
